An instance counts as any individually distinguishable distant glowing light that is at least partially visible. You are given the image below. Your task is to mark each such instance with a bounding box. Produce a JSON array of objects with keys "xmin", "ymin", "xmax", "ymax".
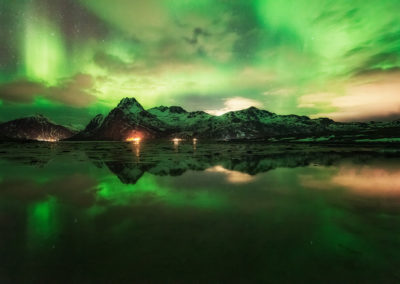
[
  {"xmin": 192, "ymin": 138, "xmax": 197, "ymax": 150},
  {"xmin": 126, "ymin": 137, "xmax": 141, "ymax": 144},
  {"xmin": 172, "ymin": 138, "xmax": 183, "ymax": 150},
  {"xmin": 36, "ymin": 136, "xmax": 58, "ymax": 142},
  {"xmin": 125, "ymin": 131, "xmax": 143, "ymax": 144}
]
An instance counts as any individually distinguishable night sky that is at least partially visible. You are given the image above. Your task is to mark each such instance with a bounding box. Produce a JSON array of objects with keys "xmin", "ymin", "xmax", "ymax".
[{"xmin": 1, "ymin": 0, "xmax": 400, "ymax": 128}]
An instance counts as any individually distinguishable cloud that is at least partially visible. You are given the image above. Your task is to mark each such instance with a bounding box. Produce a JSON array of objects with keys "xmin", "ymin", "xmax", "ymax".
[
  {"xmin": 299, "ymin": 69, "xmax": 400, "ymax": 121},
  {"xmin": 0, "ymin": 74, "xmax": 97, "ymax": 107},
  {"xmin": 80, "ymin": 0, "xmax": 240, "ymax": 64},
  {"xmin": 48, "ymin": 74, "xmax": 97, "ymax": 107},
  {"xmin": 0, "ymin": 81, "xmax": 46, "ymax": 103},
  {"xmin": 3, "ymin": 0, "xmax": 400, "ymax": 121},
  {"xmin": 177, "ymin": 94, "xmax": 226, "ymax": 112},
  {"xmin": 184, "ymin": 27, "xmax": 210, "ymax": 45},
  {"xmin": 205, "ymin": 96, "xmax": 263, "ymax": 116}
]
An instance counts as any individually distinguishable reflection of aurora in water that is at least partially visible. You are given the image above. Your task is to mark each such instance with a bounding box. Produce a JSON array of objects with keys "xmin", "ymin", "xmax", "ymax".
[
  {"xmin": 1, "ymin": 142, "xmax": 400, "ymax": 282},
  {"xmin": 27, "ymin": 197, "xmax": 59, "ymax": 250}
]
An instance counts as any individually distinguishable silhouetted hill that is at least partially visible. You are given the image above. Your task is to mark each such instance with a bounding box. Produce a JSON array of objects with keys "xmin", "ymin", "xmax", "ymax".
[{"xmin": 0, "ymin": 115, "xmax": 74, "ymax": 141}]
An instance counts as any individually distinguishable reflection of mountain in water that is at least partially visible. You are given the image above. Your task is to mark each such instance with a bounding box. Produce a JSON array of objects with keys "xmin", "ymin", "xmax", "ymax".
[
  {"xmin": 82, "ymin": 142, "xmax": 400, "ymax": 184},
  {"xmin": 1, "ymin": 141, "xmax": 400, "ymax": 185}
]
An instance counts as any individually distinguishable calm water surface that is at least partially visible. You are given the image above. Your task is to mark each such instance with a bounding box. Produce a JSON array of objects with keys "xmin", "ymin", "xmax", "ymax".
[{"xmin": 1, "ymin": 141, "xmax": 400, "ymax": 283}]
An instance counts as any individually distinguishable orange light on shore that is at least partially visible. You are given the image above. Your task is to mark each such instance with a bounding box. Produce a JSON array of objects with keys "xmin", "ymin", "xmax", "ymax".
[
  {"xmin": 125, "ymin": 131, "xmax": 143, "ymax": 143},
  {"xmin": 126, "ymin": 137, "xmax": 141, "ymax": 143},
  {"xmin": 36, "ymin": 136, "xmax": 58, "ymax": 142}
]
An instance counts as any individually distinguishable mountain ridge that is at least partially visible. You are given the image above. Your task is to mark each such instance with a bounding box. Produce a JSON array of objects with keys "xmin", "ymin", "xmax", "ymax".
[
  {"xmin": 70, "ymin": 97, "xmax": 400, "ymax": 141},
  {"xmin": 1, "ymin": 97, "xmax": 400, "ymax": 142}
]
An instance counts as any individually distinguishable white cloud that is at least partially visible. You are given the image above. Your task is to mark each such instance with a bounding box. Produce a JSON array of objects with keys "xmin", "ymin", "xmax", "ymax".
[{"xmin": 205, "ymin": 96, "xmax": 263, "ymax": 116}]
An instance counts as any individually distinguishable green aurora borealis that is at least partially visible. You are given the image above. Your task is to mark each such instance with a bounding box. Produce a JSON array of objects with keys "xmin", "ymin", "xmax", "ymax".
[{"xmin": 1, "ymin": 0, "xmax": 400, "ymax": 127}]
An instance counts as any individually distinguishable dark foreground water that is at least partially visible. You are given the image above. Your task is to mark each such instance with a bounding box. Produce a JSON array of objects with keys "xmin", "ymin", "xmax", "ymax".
[{"xmin": 1, "ymin": 141, "xmax": 400, "ymax": 283}]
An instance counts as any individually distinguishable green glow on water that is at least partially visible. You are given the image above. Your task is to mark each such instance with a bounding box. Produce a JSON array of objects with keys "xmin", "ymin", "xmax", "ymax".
[
  {"xmin": 96, "ymin": 173, "xmax": 226, "ymax": 210},
  {"xmin": 27, "ymin": 197, "xmax": 59, "ymax": 249}
]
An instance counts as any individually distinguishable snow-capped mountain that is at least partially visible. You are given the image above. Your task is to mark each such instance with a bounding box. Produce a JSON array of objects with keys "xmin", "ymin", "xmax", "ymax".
[
  {"xmin": 2, "ymin": 97, "xmax": 399, "ymax": 142},
  {"xmin": 147, "ymin": 105, "xmax": 347, "ymax": 139},
  {"xmin": 70, "ymin": 98, "xmax": 170, "ymax": 140},
  {"xmin": 147, "ymin": 106, "xmax": 212, "ymax": 128},
  {"xmin": 0, "ymin": 115, "xmax": 74, "ymax": 141},
  {"xmin": 147, "ymin": 105, "xmax": 213, "ymax": 138},
  {"xmin": 70, "ymin": 97, "xmax": 400, "ymax": 141}
]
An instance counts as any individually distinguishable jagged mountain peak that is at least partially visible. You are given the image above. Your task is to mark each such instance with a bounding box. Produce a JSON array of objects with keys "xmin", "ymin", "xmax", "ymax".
[
  {"xmin": 151, "ymin": 106, "xmax": 169, "ymax": 112},
  {"xmin": 117, "ymin": 97, "xmax": 144, "ymax": 113},
  {"xmin": 187, "ymin": 110, "xmax": 210, "ymax": 118},
  {"xmin": 245, "ymin": 106, "xmax": 259, "ymax": 111},
  {"xmin": 241, "ymin": 106, "xmax": 274, "ymax": 114},
  {"xmin": 150, "ymin": 105, "xmax": 187, "ymax": 114},
  {"xmin": 222, "ymin": 107, "xmax": 275, "ymax": 119},
  {"xmin": 168, "ymin": 106, "xmax": 187, "ymax": 114},
  {"xmin": 83, "ymin": 114, "xmax": 105, "ymax": 132},
  {"xmin": 71, "ymin": 97, "xmax": 169, "ymax": 140}
]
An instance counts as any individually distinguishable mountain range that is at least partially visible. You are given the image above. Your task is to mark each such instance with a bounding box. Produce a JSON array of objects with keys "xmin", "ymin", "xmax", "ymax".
[{"xmin": 1, "ymin": 97, "xmax": 400, "ymax": 142}]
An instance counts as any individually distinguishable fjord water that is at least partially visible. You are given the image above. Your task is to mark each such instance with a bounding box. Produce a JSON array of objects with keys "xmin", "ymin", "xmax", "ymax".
[{"xmin": 1, "ymin": 142, "xmax": 400, "ymax": 283}]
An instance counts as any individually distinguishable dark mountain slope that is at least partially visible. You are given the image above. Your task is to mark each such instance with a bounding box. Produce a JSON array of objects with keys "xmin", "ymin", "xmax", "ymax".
[
  {"xmin": 0, "ymin": 115, "xmax": 74, "ymax": 141},
  {"xmin": 70, "ymin": 98, "xmax": 171, "ymax": 141}
]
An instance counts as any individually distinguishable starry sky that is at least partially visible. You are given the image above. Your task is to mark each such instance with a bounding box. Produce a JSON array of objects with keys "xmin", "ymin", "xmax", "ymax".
[{"xmin": 1, "ymin": 0, "xmax": 400, "ymax": 128}]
